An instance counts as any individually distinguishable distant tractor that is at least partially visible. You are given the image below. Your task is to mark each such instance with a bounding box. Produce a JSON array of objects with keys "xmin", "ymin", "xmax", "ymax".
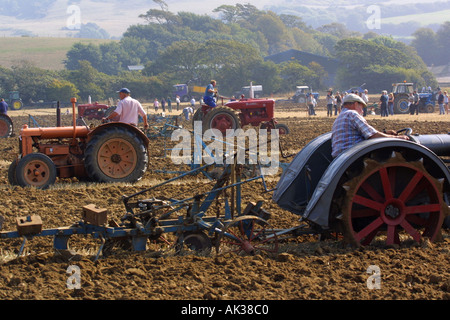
[
  {"xmin": 77, "ymin": 102, "xmax": 114, "ymax": 120},
  {"xmin": 292, "ymin": 86, "xmax": 319, "ymax": 103},
  {"xmin": 8, "ymin": 98, "xmax": 149, "ymax": 189},
  {"xmin": 391, "ymin": 82, "xmax": 435, "ymax": 114},
  {"xmin": 193, "ymin": 96, "xmax": 289, "ymax": 135},
  {"xmin": 173, "ymin": 83, "xmax": 206, "ymax": 102},
  {"xmin": 5, "ymin": 91, "xmax": 24, "ymax": 111}
]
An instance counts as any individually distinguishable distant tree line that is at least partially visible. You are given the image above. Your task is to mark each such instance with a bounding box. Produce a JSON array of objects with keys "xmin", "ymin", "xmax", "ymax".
[{"xmin": 0, "ymin": 1, "xmax": 440, "ymax": 103}]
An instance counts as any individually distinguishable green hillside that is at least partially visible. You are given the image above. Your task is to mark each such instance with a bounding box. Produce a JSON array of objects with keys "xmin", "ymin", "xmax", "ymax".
[{"xmin": 0, "ymin": 37, "xmax": 114, "ymax": 70}]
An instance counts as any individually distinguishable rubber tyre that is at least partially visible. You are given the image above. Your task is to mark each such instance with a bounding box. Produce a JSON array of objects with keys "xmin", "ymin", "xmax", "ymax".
[
  {"xmin": 10, "ymin": 100, "xmax": 23, "ymax": 111},
  {"xmin": 0, "ymin": 114, "xmax": 13, "ymax": 138},
  {"xmin": 393, "ymin": 97, "xmax": 410, "ymax": 114},
  {"xmin": 275, "ymin": 123, "xmax": 290, "ymax": 135},
  {"xmin": 202, "ymin": 106, "xmax": 241, "ymax": 134},
  {"xmin": 15, "ymin": 153, "xmax": 57, "ymax": 189},
  {"xmin": 84, "ymin": 126, "xmax": 148, "ymax": 183},
  {"xmin": 8, "ymin": 160, "xmax": 18, "ymax": 185}
]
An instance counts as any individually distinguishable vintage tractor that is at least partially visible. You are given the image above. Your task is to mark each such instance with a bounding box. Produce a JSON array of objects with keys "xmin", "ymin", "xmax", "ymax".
[
  {"xmin": 0, "ymin": 114, "xmax": 14, "ymax": 138},
  {"xmin": 391, "ymin": 82, "xmax": 436, "ymax": 114},
  {"xmin": 77, "ymin": 102, "xmax": 114, "ymax": 120},
  {"xmin": 8, "ymin": 98, "xmax": 149, "ymax": 189},
  {"xmin": 5, "ymin": 91, "xmax": 24, "ymax": 111},
  {"xmin": 292, "ymin": 86, "xmax": 319, "ymax": 103},
  {"xmin": 193, "ymin": 96, "xmax": 289, "ymax": 135},
  {"xmin": 273, "ymin": 128, "xmax": 450, "ymax": 246}
]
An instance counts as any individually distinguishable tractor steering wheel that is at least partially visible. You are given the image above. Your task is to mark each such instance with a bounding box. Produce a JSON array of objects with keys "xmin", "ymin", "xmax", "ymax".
[{"xmin": 396, "ymin": 127, "xmax": 412, "ymax": 136}]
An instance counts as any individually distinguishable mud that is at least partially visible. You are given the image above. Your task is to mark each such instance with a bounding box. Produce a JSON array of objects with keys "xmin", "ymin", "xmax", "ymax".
[{"xmin": 0, "ymin": 105, "xmax": 449, "ymax": 302}]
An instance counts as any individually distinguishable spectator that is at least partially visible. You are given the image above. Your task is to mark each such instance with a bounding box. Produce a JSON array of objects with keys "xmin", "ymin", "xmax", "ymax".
[
  {"xmin": 379, "ymin": 90, "xmax": 389, "ymax": 117},
  {"xmin": 388, "ymin": 93, "xmax": 394, "ymax": 116},
  {"xmin": 444, "ymin": 91, "xmax": 449, "ymax": 114},
  {"xmin": 176, "ymin": 95, "xmax": 180, "ymax": 111},
  {"xmin": 361, "ymin": 89, "xmax": 369, "ymax": 116},
  {"xmin": 167, "ymin": 97, "xmax": 172, "ymax": 113},
  {"xmin": 190, "ymin": 97, "xmax": 196, "ymax": 109},
  {"xmin": 307, "ymin": 93, "xmax": 317, "ymax": 116},
  {"xmin": 438, "ymin": 90, "xmax": 445, "ymax": 115},
  {"xmin": 334, "ymin": 92, "xmax": 342, "ymax": 115},
  {"xmin": 154, "ymin": 98, "xmax": 159, "ymax": 112},
  {"xmin": 411, "ymin": 90, "xmax": 419, "ymax": 115},
  {"xmin": 183, "ymin": 105, "xmax": 193, "ymax": 120},
  {"xmin": 326, "ymin": 90, "xmax": 334, "ymax": 117}
]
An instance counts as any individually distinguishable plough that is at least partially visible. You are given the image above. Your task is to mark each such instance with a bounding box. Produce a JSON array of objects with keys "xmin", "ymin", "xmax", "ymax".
[{"xmin": 0, "ymin": 154, "xmax": 286, "ymax": 261}]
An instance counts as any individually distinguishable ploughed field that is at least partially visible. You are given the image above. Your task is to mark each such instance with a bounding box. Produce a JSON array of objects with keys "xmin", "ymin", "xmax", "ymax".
[{"xmin": 0, "ymin": 104, "xmax": 449, "ymax": 301}]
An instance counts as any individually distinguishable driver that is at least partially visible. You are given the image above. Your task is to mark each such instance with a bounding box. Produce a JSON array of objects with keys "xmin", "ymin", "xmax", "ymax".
[
  {"xmin": 203, "ymin": 80, "xmax": 217, "ymax": 107},
  {"xmin": 331, "ymin": 93, "xmax": 409, "ymax": 158}
]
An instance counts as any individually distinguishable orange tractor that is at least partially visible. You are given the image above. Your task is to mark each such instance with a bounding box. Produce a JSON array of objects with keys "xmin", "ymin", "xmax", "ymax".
[{"xmin": 8, "ymin": 98, "xmax": 149, "ymax": 189}]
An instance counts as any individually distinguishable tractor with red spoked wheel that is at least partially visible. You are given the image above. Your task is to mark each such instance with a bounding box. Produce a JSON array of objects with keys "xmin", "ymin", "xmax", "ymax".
[
  {"xmin": 8, "ymin": 98, "xmax": 149, "ymax": 189},
  {"xmin": 0, "ymin": 114, "xmax": 13, "ymax": 138},
  {"xmin": 194, "ymin": 96, "xmax": 289, "ymax": 135}
]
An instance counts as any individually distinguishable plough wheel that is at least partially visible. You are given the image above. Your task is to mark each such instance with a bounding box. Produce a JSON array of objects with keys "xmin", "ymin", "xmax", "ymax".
[
  {"xmin": 175, "ymin": 231, "xmax": 212, "ymax": 254},
  {"xmin": 217, "ymin": 215, "xmax": 278, "ymax": 256},
  {"xmin": 341, "ymin": 152, "xmax": 446, "ymax": 246}
]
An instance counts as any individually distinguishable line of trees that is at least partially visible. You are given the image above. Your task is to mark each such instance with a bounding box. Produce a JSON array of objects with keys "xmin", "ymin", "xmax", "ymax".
[{"xmin": 0, "ymin": 1, "xmax": 439, "ymax": 104}]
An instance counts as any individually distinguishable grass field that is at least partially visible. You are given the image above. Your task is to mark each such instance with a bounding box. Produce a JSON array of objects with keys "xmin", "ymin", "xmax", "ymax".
[
  {"xmin": 382, "ymin": 9, "xmax": 450, "ymax": 26},
  {"xmin": 0, "ymin": 37, "xmax": 114, "ymax": 70}
]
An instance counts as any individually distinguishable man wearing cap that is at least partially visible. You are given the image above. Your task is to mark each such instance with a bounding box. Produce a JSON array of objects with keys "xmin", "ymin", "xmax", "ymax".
[
  {"xmin": 105, "ymin": 88, "xmax": 148, "ymax": 129},
  {"xmin": 331, "ymin": 93, "xmax": 408, "ymax": 158},
  {"xmin": 203, "ymin": 80, "xmax": 217, "ymax": 108}
]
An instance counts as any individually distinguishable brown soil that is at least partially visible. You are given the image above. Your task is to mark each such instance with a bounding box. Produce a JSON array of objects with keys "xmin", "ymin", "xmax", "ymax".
[{"xmin": 0, "ymin": 104, "xmax": 449, "ymax": 304}]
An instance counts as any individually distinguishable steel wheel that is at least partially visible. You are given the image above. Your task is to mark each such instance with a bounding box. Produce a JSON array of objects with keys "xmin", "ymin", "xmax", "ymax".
[
  {"xmin": 217, "ymin": 215, "xmax": 278, "ymax": 256},
  {"xmin": 15, "ymin": 153, "xmax": 57, "ymax": 189},
  {"xmin": 175, "ymin": 231, "xmax": 212, "ymax": 255},
  {"xmin": 341, "ymin": 152, "xmax": 445, "ymax": 246}
]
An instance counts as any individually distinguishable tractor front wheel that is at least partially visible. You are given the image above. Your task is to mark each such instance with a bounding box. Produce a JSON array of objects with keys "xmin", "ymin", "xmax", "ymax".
[
  {"xmin": 15, "ymin": 153, "xmax": 57, "ymax": 189},
  {"xmin": 84, "ymin": 126, "xmax": 148, "ymax": 183}
]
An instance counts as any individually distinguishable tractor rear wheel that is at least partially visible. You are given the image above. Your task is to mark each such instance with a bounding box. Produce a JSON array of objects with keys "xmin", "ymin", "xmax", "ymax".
[
  {"xmin": 340, "ymin": 152, "xmax": 446, "ymax": 247},
  {"xmin": 202, "ymin": 106, "xmax": 241, "ymax": 135},
  {"xmin": 15, "ymin": 153, "xmax": 57, "ymax": 189},
  {"xmin": 8, "ymin": 160, "xmax": 18, "ymax": 185},
  {"xmin": 84, "ymin": 126, "xmax": 148, "ymax": 183},
  {"xmin": 10, "ymin": 100, "xmax": 23, "ymax": 111},
  {"xmin": 0, "ymin": 114, "xmax": 13, "ymax": 138},
  {"xmin": 394, "ymin": 97, "xmax": 410, "ymax": 114}
]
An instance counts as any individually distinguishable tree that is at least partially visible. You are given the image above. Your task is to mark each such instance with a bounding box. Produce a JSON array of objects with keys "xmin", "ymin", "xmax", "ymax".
[
  {"xmin": 65, "ymin": 42, "xmax": 102, "ymax": 70},
  {"xmin": 411, "ymin": 28, "xmax": 438, "ymax": 66},
  {"xmin": 46, "ymin": 79, "xmax": 79, "ymax": 101}
]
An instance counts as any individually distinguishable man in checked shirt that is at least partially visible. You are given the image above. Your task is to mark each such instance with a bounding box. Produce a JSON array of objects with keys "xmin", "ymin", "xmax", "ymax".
[{"xmin": 331, "ymin": 93, "xmax": 409, "ymax": 158}]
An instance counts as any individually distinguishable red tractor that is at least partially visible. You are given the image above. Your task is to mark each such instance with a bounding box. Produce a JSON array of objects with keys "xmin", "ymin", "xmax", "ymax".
[
  {"xmin": 8, "ymin": 98, "xmax": 149, "ymax": 189},
  {"xmin": 193, "ymin": 97, "xmax": 289, "ymax": 134},
  {"xmin": 77, "ymin": 102, "xmax": 114, "ymax": 120}
]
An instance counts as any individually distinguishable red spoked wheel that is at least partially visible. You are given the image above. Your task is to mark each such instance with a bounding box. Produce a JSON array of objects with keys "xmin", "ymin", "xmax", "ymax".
[
  {"xmin": 341, "ymin": 152, "xmax": 446, "ymax": 246},
  {"xmin": 217, "ymin": 215, "xmax": 278, "ymax": 256}
]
